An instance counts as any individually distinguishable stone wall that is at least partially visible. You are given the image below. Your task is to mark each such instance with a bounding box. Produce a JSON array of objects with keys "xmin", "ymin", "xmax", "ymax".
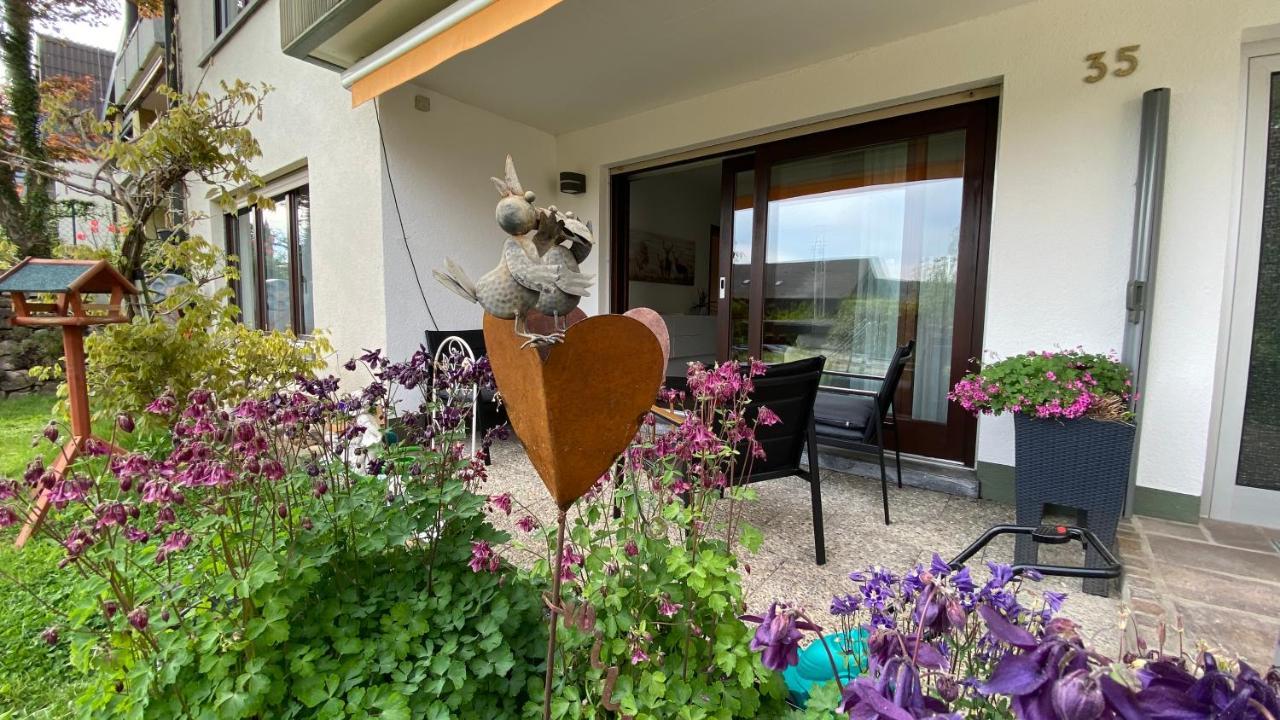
[{"xmin": 0, "ymin": 296, "xmax": 62, "ymax": 398}]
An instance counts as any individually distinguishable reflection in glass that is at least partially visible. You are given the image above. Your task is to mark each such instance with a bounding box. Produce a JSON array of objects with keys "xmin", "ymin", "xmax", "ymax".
[
  {"xmin": 731, "ymin": 169, "xmax": 754, "ymax": 360},
  {"xmin": 260, "ymin": 202, "xmax": 293, "ymax": 333},
  {"xmin": 296, "ymin": 190, "xmax": 314, "ymax": 334},
  {"xmin": 762, "ymin": 130, "xmax": 965, "ymax": 422},
  {"xmin": 1237, "ymin": 72, "xmax": 1280, "ymax": 491},
  {"xmin": 234, "ymin": 210, "xmax": 258, "ymax": 328}
]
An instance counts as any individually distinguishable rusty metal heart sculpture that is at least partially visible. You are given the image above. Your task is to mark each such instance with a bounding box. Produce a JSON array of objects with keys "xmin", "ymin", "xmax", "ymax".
[{"xmin": 483, "ymin": 312, "xmax": 665, "ymax": 510}]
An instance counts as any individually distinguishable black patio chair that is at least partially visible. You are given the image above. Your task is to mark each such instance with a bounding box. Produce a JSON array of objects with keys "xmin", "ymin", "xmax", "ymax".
[
  {"xmin": 732, "ymin": 355, "xmax": 828, "ymax": 565},
  {"xmin": 424, "ymin": 329, "xmax": 508, "ymax": 462},
  {"xmin": 812, "ymin": 340, "xmax": 915, "ymax": 526}
]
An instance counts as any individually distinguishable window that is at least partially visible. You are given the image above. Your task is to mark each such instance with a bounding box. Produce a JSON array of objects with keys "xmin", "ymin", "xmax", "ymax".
[
  {"xmin": 226, "ymin": 186, "xmax": 314, "ymax": 335},
  {"xmin": 215, "ymin": 0, "xmax": 253, "ymax": 37}
]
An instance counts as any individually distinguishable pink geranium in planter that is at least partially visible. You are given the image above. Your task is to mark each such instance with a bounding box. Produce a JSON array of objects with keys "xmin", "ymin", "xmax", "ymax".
[{"xmin": 949, "ymin": 348, "xmax": 1134, "ymax": 421}]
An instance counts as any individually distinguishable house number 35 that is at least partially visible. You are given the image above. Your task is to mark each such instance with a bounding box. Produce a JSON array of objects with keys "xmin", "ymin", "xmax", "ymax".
[{"xmin": 1083, "ymin": 45, "xmax": 1140, "ymax": 83}]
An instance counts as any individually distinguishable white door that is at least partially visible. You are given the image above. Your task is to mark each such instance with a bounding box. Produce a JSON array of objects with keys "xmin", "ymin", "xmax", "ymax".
[{"xmin": 1212, "ymin": 52, "xmax": 1280, "ymax": 529}]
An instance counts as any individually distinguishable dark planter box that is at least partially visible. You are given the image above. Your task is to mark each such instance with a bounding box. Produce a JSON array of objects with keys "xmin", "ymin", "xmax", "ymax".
[{"xmin": 1012, "ymin": 415, "xmax": 1136, "ymax": 596}]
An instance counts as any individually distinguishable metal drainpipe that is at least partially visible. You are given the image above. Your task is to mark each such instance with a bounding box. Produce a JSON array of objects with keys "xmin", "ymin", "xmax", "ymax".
[{"xmin": 1121, "ymin": 88, "xmax": 1170, "ymax": 517}]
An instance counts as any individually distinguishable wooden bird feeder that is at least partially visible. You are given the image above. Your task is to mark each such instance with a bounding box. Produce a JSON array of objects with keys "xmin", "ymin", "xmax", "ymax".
[{"xmin": 0, "ymin": 258, "xmax": 138, "ymax": 547}]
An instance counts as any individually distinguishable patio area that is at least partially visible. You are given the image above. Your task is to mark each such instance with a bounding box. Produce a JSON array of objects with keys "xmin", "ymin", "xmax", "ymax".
[{"xmin": 483, "ymin": 439, "xmax": 1280, "ymax": 670}]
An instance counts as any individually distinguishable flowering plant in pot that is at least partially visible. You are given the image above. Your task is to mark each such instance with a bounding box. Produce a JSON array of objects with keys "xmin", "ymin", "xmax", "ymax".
[
  {"xmin": 950, "ymin": 349, "xmax": 1137, "ymax": 596},
  {"xmin": 746, "ymin": 555, "xmax": 1280, "ymax": 719}
]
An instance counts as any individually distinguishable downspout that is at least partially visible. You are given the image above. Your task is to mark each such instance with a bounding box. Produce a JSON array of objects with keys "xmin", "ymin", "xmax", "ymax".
[{"xmin": 1121, "ymin": 88, "xmax": 1170, "ymax": 516}]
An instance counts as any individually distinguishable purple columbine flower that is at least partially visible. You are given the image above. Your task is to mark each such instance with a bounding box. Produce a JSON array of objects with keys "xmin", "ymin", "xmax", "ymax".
[
  {"xmin": 127, "ymin": 607, "xmax": 149, "ymax": 631},
  {"xmin": 658, "ymin": 597, "xmax": 682, "ymax": 617},
  {"xmin": 740, "ymin": 602, "xmax": 820, "ymax": 671},
  {"xmin": 1051, "ymin": 669, "xmax": 1106, "ymax": 720}
]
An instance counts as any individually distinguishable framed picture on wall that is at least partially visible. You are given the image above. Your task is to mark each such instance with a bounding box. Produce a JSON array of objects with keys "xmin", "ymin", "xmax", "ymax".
[{"xmin": 629, "ymin": 230, "xmax": 696, "ymax": 285}]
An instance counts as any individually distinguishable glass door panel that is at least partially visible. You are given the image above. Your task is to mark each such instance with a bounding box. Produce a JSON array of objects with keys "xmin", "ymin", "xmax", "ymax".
[
  {"xmin": 762, "ymin": 130, "xmax": 965, "ymax": 428},
  {"xmin": 260, "ymin": 203, "xmax": 293, "ymax": 333},
  {"xmin": 1236, "ymin": 71, "xmax": 1280, "ymax": 493}
]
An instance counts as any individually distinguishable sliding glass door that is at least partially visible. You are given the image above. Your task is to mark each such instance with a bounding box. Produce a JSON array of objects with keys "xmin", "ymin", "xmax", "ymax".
[
  {"xmin": 617, "ymin": 99, "xmax": 996, "ymax": 463},
  {"xmin": 722, "ymin": 100, "xmax": 995, "ymax": 463}
]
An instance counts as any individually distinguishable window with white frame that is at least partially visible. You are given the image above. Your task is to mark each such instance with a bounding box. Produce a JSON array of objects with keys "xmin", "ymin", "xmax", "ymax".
[{"xmin": 225, "ymin": 185, "xmax": 313, "ymax": 335}]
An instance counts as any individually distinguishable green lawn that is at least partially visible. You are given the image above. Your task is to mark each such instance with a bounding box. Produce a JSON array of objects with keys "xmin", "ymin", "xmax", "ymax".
[
  {"xmin": 0, "ymin": 394, "xmax": 87, "ymax": 719},
  {"xmin": 0, "ymin": 393, "xmax": 57, "ymax": 479}
]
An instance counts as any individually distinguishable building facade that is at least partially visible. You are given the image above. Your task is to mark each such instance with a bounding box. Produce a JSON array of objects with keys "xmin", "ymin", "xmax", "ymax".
[{"xmin": 133, "ymin": 0, "xmax": 1280, "ymax": 527}]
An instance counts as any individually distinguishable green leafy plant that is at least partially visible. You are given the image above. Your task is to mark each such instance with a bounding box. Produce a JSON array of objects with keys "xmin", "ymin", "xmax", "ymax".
[{"xmin": 950, "ymin": 348, "xmax": 1133, "ymax": 421}]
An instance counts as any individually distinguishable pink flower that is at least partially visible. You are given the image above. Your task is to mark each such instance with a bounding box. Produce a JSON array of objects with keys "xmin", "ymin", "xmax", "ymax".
[
  {"xmin": 127, "ymin": 606, "xmax": 149, "ymax": 631},
  {"xmin": 1045, "ymin": 371, "xmax": 1057, "ymax": 381},
  {"xmin": 631, "ymin": 648, "xmax": 649, "ymax": 664},
  {"xmin": 488, "ymin": 493, "xmax": 513, "ymax": 515},
  {"xmin": 0, "ymin": 506, "xmax": 19, "ymax": 528},
  {"xmin": 155, "ymin": 530, "xmax": 191, "ymax": 564},
  {"xmin": 659, "ymin": 598, "xmax": 683, "ymax": 617},
  {"xmin": 756, "ymin": 406, "xmax": 781, "ymax": 426},
  {"xmin": 146, "ymin": 391, "xmax": 176, "ymax": 415},
  {"xmin": 624, "ymin": 540, "xmax": 639, "ymax": 557},
  {"xmin": 516, "ymin": 515, "xmax": 536, "ymax": 533},
  {"xmin": 469, "ymin": 540, "xmax": 500, "ymax": 573},
  {"xmin": 89, "ymin": 219, "xmax": 100, "ymax": 232}
]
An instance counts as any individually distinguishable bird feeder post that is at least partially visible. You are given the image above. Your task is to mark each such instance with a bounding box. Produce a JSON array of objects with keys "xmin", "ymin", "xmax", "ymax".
[{"xmin": 0, "ymin": 258, "xmax": 139, "ymax": 548}]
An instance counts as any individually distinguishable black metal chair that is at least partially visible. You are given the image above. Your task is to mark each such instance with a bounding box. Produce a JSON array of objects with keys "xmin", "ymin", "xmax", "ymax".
[
  {"xmin": 424, "ymin": 330, "xmax": 509, "ymax": 461},
  {"xmin": 731, "ymin": 355, "xmax": 828, "ymax": 565},
  {"xmin": 812, "ymin": 341, "xmax": 915, "ymax": 526}
]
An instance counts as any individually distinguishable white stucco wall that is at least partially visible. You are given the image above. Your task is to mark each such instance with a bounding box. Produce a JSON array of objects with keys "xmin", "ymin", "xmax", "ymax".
[
  {"xmin": 374, "ymin": 84, "xmax": 556, "ymax": 363},
  {"xmin": 552, "ymin": 0, "xmax": 1280, "ymax": 498},
  {"xmin": 175, "ymin": 1, "xmax": 387, "ymax": 365}
]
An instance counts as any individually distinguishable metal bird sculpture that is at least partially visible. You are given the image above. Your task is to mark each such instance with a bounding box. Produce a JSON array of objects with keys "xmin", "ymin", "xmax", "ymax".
[{"xmin": 433, "ymin": 156, "xmax": 595, "ymax": 347}]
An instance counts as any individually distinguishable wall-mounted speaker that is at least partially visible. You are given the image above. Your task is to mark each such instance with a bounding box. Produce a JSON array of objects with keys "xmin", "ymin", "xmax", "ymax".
[{"xmin": 559, "ymin": 171, "xmax": 586, "ymax": 195}]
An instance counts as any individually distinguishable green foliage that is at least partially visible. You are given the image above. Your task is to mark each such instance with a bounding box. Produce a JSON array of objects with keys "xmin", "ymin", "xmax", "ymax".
[
  {"xmin": 64, "ymin": 238, "xmax": 332, "ymax": 419},
  {"xmin": 0, "ymin": 538, "xmax": 91, "ymax": 720}
]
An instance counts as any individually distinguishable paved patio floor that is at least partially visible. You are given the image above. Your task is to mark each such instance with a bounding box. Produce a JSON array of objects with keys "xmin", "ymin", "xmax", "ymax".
[{"xmin": 482, "ymin": 440, "xmax": 1279, "ymax": 669}]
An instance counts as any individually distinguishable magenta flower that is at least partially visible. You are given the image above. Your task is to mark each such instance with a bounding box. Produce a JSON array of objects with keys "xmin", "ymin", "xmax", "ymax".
[
  {"xmin": 468, "ymin": 540, "xmax": 500, "ymax": 573},
  {"xmin": 487, "ymin": 493, "xmax": 513, "ymax": 515},
  {"xmin": 624, "ymin": 539, "xmax": 639, "ymax": 557},
  {"xmin": 42, "ymin": 423, "xmax": 58, "ymax": 443},
  {"xmin": 127, "ymin": 606, "xmax": 149, "ymax": 631},
  {"xmin": 41, "ymin": 626, "xmax": 59, "ymax": 645},
  {"xmin": 631, "ymin": 648, "xmax": 649, "ymax": 664},
  {"xmin": 516, "ymin": 515, "xmax": 536, "ymax": 533},
  {"xmin": 146, "ymin": 391, "xmax": 176, "ymax": 415},
  {"xmin": 756, "ymin": 406, "xmax": 781, "ymax": 426},
  {"xmin": 658, "ymin": 597, "xmax": 682, "ymax": 617},
  {"xmin": 155, "ymin": 530, "xmax": 192, "ymax": 564},
  {"xmin": 0, "ymin": 506, "xmax": 19, "ymax": 528}
]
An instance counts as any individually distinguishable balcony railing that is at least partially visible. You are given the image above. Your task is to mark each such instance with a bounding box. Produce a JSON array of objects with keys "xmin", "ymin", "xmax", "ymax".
[
  {"xmin": 280, "ymin": 0, "xmax": 383, "ymax": 68},
  {"xmin": 111, "ymin": 16, "xmax": 164, "ymax": 105}
]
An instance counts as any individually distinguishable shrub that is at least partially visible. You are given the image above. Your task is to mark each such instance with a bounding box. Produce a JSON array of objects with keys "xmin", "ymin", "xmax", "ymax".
[
  {"xmin": 950, "ymin": 348, "xmax": 1133, "ymax": 421},
  {"xmin": 2, "ymin": 346, "xmax": 541, "ymax": 719},
  {"xmin": 72, "ymin": 238, "xmax": 331, "ymax": 420}
]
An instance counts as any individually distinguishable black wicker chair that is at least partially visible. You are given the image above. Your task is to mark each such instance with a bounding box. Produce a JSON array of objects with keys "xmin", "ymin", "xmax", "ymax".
[
  {"xmin": 424, "ymin": 330, "xmax": 508, "ymax": 461},
  {"xmin": 812, "ymin": 341, "xmax": 915, "ymax": 526},
  {"xmin": 732, "ymin": 356, "xmax": 828, "ymax": 565}
]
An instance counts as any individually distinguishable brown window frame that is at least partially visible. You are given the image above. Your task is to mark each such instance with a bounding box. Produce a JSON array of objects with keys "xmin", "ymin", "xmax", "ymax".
[{"xmin": 225, "ymin": 185, "xmax": 312, "ymax": 335}]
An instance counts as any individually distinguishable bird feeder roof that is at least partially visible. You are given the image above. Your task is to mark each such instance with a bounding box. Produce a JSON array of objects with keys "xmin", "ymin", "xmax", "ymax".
[{"xmin": 0, "ymin": 258, "xmax": 139, "ymax": 295}]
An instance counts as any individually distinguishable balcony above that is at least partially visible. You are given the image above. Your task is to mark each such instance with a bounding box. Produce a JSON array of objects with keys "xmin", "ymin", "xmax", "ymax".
[
  {"xmin": 280, "ymin": 0, "xmax": 457, "ymax": 70},
  {"xmin": 111, "ymin": 16, "xmax": 164, "ymax": 111}
]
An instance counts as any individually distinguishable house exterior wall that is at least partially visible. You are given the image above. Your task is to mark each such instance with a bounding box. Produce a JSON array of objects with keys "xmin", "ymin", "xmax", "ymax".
[
  {"xmin": 552, "ymin": 0, "xmax": 1280, "ymax": 506},
  {"xmin": 373, "ymin": 85, "xmax": 557, "ymax": 363},
  {"xmin": 175, "ymin": 0, "xmax": 388, "ymax": 363}
]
